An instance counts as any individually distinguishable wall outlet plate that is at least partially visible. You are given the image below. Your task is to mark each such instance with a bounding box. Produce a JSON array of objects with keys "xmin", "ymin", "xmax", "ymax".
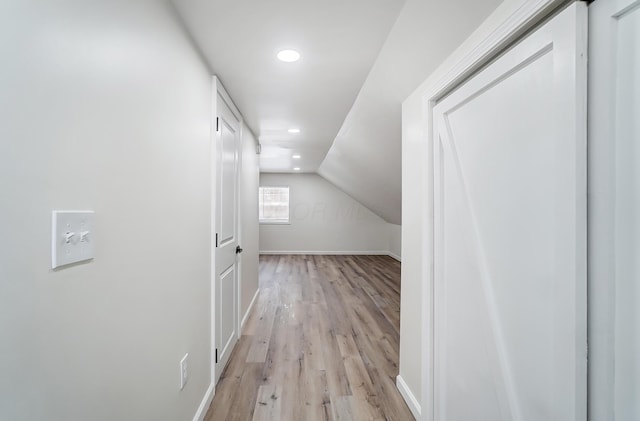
[
  {"xmin": 180, "ymin": 353, "xmax": 189, "ymax": 390},
  {"xmin": 52, "ymin": 211, "xmax": 95, "ymax": 269}
]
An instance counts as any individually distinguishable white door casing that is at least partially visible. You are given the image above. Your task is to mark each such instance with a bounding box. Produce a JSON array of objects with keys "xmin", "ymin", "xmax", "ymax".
[
  {"xmin": 588, "ymin": 0, "xmax": 640, "ymax": 419},
  {"xmin": 430, "ymin": 3, "xmax": 587, "ymax": 420},
  {"xmin": 213, "ymin": 81, "xmax": 242, "ymax": 384}
]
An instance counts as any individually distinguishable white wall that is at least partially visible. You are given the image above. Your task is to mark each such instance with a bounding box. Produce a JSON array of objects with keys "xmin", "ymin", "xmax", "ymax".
[
  {"xmin": 318, "ymin": 0, "xmax": 503, "ymax": 225},
  {"xmin": 388, "ymin": 223, "xmax": 402, "ymax": 261},
  {"xmin": 0, "ymin": 2, "xmax": 213, "ymax": 420},
  {"xmin": 400, "ymin": 87, "xmax": 428, "ymax": 412},
  {"xmin": 259, "ymin": 173, "xmax": 391, "ymax": 254},
  {"xmin": 239, "ymin": 125, "xmax": 260, "ymax": 326}
]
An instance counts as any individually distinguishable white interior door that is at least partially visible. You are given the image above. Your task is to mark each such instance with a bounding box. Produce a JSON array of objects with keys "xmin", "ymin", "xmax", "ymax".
[
  {"xmin": 431, "ymin": 3, "xmax": 587, "ymax": 420},
  {"xmin": 589, "ymin": 0, "xmax": 640, "ymax": 419},
  {"xmin": 214, "ymin": 91, "xmax": 241, "ymax": 384}
]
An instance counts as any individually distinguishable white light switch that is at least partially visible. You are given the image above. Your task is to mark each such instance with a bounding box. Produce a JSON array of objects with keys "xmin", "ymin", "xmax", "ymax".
[{"xmin": 52, "ymin": 211, "xmax": 95, "ymax": 269}]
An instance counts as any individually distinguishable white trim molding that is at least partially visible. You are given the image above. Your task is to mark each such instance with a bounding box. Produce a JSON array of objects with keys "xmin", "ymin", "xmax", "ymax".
[
  {"xmin": 241, "ymin": 288, "xmax": 260, "ymax": 331},
  {"xmin": 259, "ymin": 250, "xmax": 401, "ymax": 261},
  {"xmin": 426, "ymin": 0, "xmax": 567, "ymax": 101},
  {"xmin": 417, "ymin": 1, "xmax": 569, "ymax": 420},
  {"xmin": 259, "ymin": 250, "xmax": 393, "ymax": 256},
  {"xmin": 214, "ymin": 75, "xmax": 242, "ymax": 123},
  {"xmin": 397, "ymin": 375, "xmax": 421, "ymax": 420},
  {"xmin": 192, "ymin": 383, "xmax": 214, "ymax": 421}
]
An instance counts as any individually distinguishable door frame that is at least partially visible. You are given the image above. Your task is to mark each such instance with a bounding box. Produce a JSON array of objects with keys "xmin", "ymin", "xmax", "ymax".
[
  {"xmin": 587, "ymin": 0, "xmax": 640, "ymax": 418},
  {"xmin": 211, "ymin": 76, "xmax": 243, "ymax": 388},
  {"xmin": 417, "ymin": 1, "xmax": 585, "ymax": 419}
]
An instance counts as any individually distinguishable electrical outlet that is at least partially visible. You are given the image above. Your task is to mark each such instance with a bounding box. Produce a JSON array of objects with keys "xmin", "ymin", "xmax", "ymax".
[{"xmin": 179, "ymin": 353, "xmax": 189, "ymax": 390}]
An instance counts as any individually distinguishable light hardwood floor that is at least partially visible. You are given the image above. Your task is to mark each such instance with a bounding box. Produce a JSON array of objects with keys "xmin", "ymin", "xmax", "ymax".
[{"xmin": 203, "ymin": 254, "xmax": 414, "ymax": 421}]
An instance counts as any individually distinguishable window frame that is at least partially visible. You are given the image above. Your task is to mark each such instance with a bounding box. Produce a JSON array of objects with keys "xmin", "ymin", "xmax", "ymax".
[{"xmin": 258, "ymin": 185, "xmax": 291, "ymax": 225}]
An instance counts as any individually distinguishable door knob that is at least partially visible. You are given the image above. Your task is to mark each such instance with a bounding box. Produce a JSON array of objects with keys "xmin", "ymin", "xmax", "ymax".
[{"xmin": 236, "ymin": 245, "xmax": 243, "ymax": 254}]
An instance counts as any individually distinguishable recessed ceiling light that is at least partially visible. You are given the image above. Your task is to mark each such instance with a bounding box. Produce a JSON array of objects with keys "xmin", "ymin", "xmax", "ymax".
[
  {"xmin": 292, "ymin": 154, "xmax": 301, "ymax": 159},
  {"xmin": 277, "ymin": 49, "xmax": 300, "ymax": 62},
  {"xmin": 293, "ymin": 167, "xmax": 301, "ymax": 171},
  {"xmin": 288, "ymin": 128, "xmax": 300, "ymax": 134}
]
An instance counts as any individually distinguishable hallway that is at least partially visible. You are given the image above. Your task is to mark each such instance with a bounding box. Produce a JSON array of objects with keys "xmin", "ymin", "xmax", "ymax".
[{"xmin": 204, "ymin": 255, "xmax": 413, "ymax": 420}]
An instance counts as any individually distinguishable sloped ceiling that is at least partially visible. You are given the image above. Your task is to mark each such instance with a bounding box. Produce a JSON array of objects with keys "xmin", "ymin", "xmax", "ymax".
[
  {"xmin": 318, "ymin": 0, "xmax": 503, "ymax": 224},
  {"xmin": 172, "ymin": 0, "xmax": 503, "ymax": 225},
  {"xmin": 171, "ymin": 0, "xmax": 406, "ymax": 173}
]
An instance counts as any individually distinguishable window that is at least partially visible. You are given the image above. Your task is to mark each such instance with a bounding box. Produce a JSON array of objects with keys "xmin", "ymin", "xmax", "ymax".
[{"xmin": 259, "ymin": 186, "xmax": 290, "ymax": 224}]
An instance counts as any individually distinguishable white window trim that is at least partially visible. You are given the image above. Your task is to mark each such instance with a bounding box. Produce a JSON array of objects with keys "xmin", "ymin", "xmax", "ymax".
[{"xmin": 259, "ymin": 186, "xmax": 291, "ymax": 225}]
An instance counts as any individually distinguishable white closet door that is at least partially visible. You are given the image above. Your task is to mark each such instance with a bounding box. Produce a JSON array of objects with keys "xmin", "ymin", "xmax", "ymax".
[
  {"xmin": 214, "ymin": 93, "xmax": 241, "ymax": 384},
  {"xmin": 431, "ymin": 3, "xmax": 587, "ymax": 420},
  {"xmin": 589, "ymin": 0, "xmax": 640, "ymax": 419}
]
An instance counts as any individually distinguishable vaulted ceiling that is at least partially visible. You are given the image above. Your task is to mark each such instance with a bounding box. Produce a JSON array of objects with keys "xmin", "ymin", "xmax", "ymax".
[{"xmin": 172, "ymin": 0, "xmax": 502, "ymax": 224}]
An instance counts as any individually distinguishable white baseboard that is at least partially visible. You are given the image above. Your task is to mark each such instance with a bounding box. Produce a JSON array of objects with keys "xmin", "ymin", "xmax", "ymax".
[
  {"xmin": 192, "ymin": 382, "xmax": 214, "ymax": 421},
  {"xmin": 396, "ymin": 375, "xmax": 421, "ymax": 420},
  {"xmin": 388, "ymin": 252, "xmax": 401, "ymax": 261},
  {"xmin": 259, "ymin": 250, "xmax": 391, "ymax": 256},
  {"xmin": 259, "ymin": 250, "xmax": 401, "ymax": 262},
  {"xmin": 241, "ymin": 288, "xmax": 260, "ymax": 331}
]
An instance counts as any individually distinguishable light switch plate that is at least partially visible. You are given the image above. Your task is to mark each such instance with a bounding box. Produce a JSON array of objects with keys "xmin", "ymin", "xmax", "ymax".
[{"xmin": 52, "ymin": 211, "xmax": 95, "ymax": 269}]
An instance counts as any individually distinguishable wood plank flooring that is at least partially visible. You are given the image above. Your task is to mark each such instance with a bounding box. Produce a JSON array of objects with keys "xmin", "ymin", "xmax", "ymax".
[{"xmin": 203, "ymin": 254, "xmax": 413, "ymax": 421}]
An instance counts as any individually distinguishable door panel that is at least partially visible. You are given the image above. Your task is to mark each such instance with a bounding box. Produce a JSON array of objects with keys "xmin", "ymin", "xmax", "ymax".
[
  {"xmin": 589, "ymin": 1, "xmax": 640, "ymax": 419},
  {"xmin": 220, "ymin": 117, "xmax": 237, "ymax": 244},
  {"xmin": 432, "ymin": 4, "xmax": 586, "ymax": 420},
  {"xmin": 215, "ymin": 93, "xmax": 240, "ymax": 383},
  {"xmin": 219, "ymin": 266, "xmax": 236, "ymax": 357}
]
